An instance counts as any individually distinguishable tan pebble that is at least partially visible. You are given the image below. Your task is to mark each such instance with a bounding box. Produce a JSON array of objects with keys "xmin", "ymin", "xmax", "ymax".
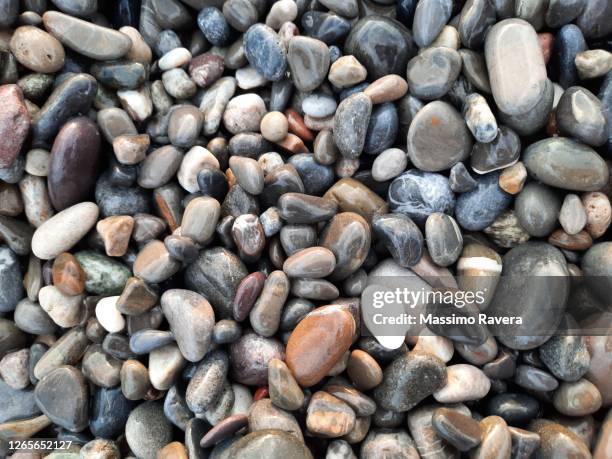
[
  {"xmin": 276, "ymin": 133, "xmax": 308, "ymax": 154},
  {"xmin": 157, "ymin": 441, "xmax": 188, "ymax": 459},
  {"xmin": 306, "ymin": 391, "xmax": 356, "ymax": 438},
  {"xmin": 575, "ymin": 49, "xmax": 612, "ymax": 79},
  {"xmin": 112, "ymin": 134, "xmax": 150, "ymax": 165},
  {"xmin": 25, "ymin": 149, "xmax": 50, "ymax": 176},
  {"xmin": 582, "ymin": 192, "xmax": 612, "ymax": 239},
  {"xmin": 9, "ymin": 26, "xmax": 65, "ymax": 73},
  {"xmin": 328, "ymin": 55, "xmax": 367, "ymax": 88},
  {"xmin": 97, "ymin": 215, "xmax": 135, "ymax": 257},
  {"xmin": 346, "ymin": 350, "xmax": 383, "ymax": 391},
  {"xmin": 120, "ymin": 26, "xmax": 153, "ymax": 64},
  {"xmin": 499, "ymin": 162, "xmax": 527, "ymax": 195},
  {"xmin": 363, "ymin": 74, "xmax": 409, "ymax": 104},
  {"xmin": 260, "ymin": 111, "xmax": 289, "ymax": 142}
]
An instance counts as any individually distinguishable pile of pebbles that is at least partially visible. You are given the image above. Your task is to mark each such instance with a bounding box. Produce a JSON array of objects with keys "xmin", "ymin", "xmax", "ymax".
[{"xmin": 0, "ymin": 0, "xmax": 612, "ymax": 458}]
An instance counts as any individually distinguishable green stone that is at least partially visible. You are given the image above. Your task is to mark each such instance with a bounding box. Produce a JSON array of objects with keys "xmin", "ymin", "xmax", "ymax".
[{"xmin": 75, "ymin": 250, "xmax": 131, "ymax": 295}]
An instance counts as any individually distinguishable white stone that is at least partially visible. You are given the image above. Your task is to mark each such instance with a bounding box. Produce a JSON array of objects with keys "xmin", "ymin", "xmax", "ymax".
[
  {"xmin": 434, "ymin": 364, "xmax": 491, "ymax": 403},
  {"xmin": 95, "ymin": 296, "xmax": 125, "ymax": 333},
  {"xmin": 372, "ymin": 148, "xmax": 408, "ymax": 182},
  {"xmin": 177, "ymin": 146, "xmax": 220, "ymax": 193},
  {"xmin": 117, "ymin": 86, "xmax": 153, "ymax": 122},
  {"xmin": 38, "ymin": 285, "xmax": 84, "ymax": 328},
  {"xmin": 413, "ymin": 333, "xmax": 454, "ymax": 363},
  {"xmin": 31, "ymin": 202, "xmax": 99, "ymax": 259},
  {"xmin": 236, "ymin": 66, "xmax": 268, "ymax": 90},
  {"xmin": 302, "ymin": 93, "xmax": 337, "ymax": 118},
  {"xmin": 158, "ymin": 47, "xmax": 192, "ymax": 71},
  {"xmin": 149, "ymin": 343, "xmax": 186, "ymax": 390},
  {"xmin": 25, "ymin": 149, "xmax": 50, "ymax": 176}
]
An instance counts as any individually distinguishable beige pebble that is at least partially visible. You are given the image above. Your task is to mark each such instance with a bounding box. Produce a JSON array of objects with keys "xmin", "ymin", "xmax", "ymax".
[
  {"xmin": 96, "ymin": 215, "xmax": 135, "ymax": 257},
  {"xmin": 328, "ymin": 55, "xmax": 367, "ymax": 88},
  {"xmin": 112, "ymin": 134, "xmax": 150, "ymax": 165},
  {"xmin": 363, "ymin": 75, "xmax": 408, "ymax": 104},
  {"xmin": 260, "ymin": 111, "xmax": 289, "ymax": 142},
  {"xmin": 575, "ymin": 49, "xmax": 612, "ymax": 80},
  {"xmin": 499, "ymin": 162, "xmax": 527, "ymax": 195},
  {"xmin": 582, "ymin": 192, "xmax": 612, "ymax": 239},
  {"xmin": 24, "ymin": 149, "xmax": 50, "ymax": 176}
]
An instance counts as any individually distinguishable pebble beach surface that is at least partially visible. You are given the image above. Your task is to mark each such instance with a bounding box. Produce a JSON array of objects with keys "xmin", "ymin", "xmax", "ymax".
[{"xmin": 0, "ymin": 0, "xmax": 611, "ymax": 458}]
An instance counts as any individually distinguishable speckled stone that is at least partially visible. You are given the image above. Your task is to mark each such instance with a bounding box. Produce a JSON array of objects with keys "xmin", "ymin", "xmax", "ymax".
[{"xmin": 456, "ymin": 172, "xmax": 512, "ymax": 231}]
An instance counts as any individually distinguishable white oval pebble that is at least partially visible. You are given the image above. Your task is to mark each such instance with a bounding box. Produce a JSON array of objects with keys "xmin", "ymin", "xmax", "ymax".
[
  {"xmin": 158, "ymin": 47, "xmax": 192, "ymax": 71},
  {"xmin": 95, "ymin": 296, "xmax": 125, "ymax": 333},
  {"xmin": 433, "ymin": 363, "xmax": 491, "ymax": 403}
]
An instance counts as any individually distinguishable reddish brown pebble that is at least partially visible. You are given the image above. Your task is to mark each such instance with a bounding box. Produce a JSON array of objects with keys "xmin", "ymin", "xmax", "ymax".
[
  {"xmin": 306, "ymin": 391, "xmax": 356, "ymax": 438},
  {"xmin": 286, "ymin": 305, "xmax": 356, "ymax": 387},
  {"xmin": 276, "ymin": 133, "xmax": 309, "ymax": 154},
  {"xmin": 189, "ymin": 52, "xmax": 225, "ymax": 88},
  {"xmin": 52, "ymin": 252, "xmax": 86, "ymax": 296},
  {"xmin": 538, "ymin": 33, "xmax": 554, "ymax": 64},
  {"xmin": 254, "ymin": 386, "xmax": 269, "ymax": 401},
  {"xmin": 548, "ymin": 229, "xmax": 593, "ymax": 251},
  {"xmin": 285, "ymin": 109, "xmax": 313, "ymax": 142},
  {"xmin": 116, "ymin": 277, "xmax": 158, "ymax": 316},
  {"xmin": 200, "ymin": 414, "xmax": 248, "ymax": 448},
  {"xmin": 582, "ymin": 192, "xmax": 612, "ymax": 239},
  {"xmin": 0, "ymin": 85, "xmax": 31, "ymax": 168},
  {"xmin": 232, "ymin": 271, "xmax": 266, "ymax": 322},
  {"xmin": 363, "ymin": 75, "xmax": 409, "ymax": 104}
]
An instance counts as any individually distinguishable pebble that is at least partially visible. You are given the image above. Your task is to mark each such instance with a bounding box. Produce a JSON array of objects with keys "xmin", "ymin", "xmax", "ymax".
[
  {"xmin": 112, "ymin": 134, "xmax": 149, "ymax": 165},
  {"xmin": 260, "ymin": 111, "xmax": 288, "ymax": 142},
  {"xmin": 120, "ymin": 360, "xmax": 151, "ymax": 401},
  {"xmin": 372, "ymin": 213, "xmax": 424, "ymax": 268},
  {"xmin": 575, "ymin": 49, "xmax": 612, "ymax": 80},
  {"xmin": 485, "ymin": 19, "xmax": 547, "ymax": 116},
  {"xmin": 0, "ymin": 85, "xmax": 30, "ymax": 168},
  {"xmin": 0, "ymin": 246, "xmax": 23, "ymax": 313},
  {"xmin": 333, "ymin": 93, "xmax": 372, "ymax": 160},
  {"xmin": 34, "ymin": 366, "xmax": 88, "ymax": 432},
  {"xmin": 133, "ymin": 239, "xmax": 181, "ymax": 284},
  {"xmin": 268, "ymin": 358, "xmax": 304, "ymax": 411},
  {"xmin": 406, "ymin": 47, "xmax": 461, "ymax": 100},
  {"xmin": 96, "ymin": 215, "xmax": 134, "ymax": 257},
  {"xmin": 456, "ymin": 172, "xmax": 512, "ymax": 231},
  {"xmin": 374, "ymin": 352, "xmax": 447, "ymax": 412},
  {"xmin": 515, "ymin": 182, "xmax": 562, "ymax": 237},
  {"xmin": 229, "ymin": 332, "xmax": 284, "ymax": 386},
  {"xmin": 371, "ymin": 148, "xmax": 407, "ymax": 182},
  {"xmin": 558, "ymin": 194, "xmax": 587, "ymax": 235},
  {"xmin": 328, "ymin": 55, "xmax": 367, "ymax": 89},
  {"xmin": 582, "ymin": 192, "xmax": 612, "ymax": 238},
  {"xmin": 189, "ymin": 52, "xmax": 224, "ymax": 88},
  {"xmin": 556, "ymin": 86, "xmax": 608, "ymax": 147},
  {"xmin": 344, "ymin": 16, "xmax": 413, "ymax": 80},
  {"xmin": 10, "ymin": 26, "xmax": 65, "ymax": 73},
  {"xmin": 553, "ymin": 379, "xmax": 603, "ymax": 416},
  {"xmin": 530, "ymin": 420, "xmax": 592, "ymax": 458},
  {"xmin": 524, "ymin": 138, "xmax": 609, "ymax": 191},
  {"xmin": 168, "ymin": 106, "xmax": 203, "ymax": 148},
  {"xmin": 434, "ymin": 364, "xmax": 491, "ymax": 403},
  {"xmin": 364, "ymin": 75, "xmax": 409, "ymax": 104},
  {"xmin": 221, "ymin": 429, "xmax": 313, "ymax": 459},
  {"xmin": 286, "ymin": 305, "xmax": 355, "ymax": 387},
  {"xmin": 75, "ymin": 250, "xmax": 131, "ymax": 295},
  {"xmin": 249, "ymin": 398, "xmax": 303, "ymax": 440},
  {"xmin": 324, "ymin": 178, "xmax": 387, "ymax": 222},
  {"xmin": 407, "ymin": 101, "xmax": 472, "ymax": 172},
  {"xmin": 412, "ymin": 0, "xmax": 453, "ymax": 48},
  {"xmin": 0, "ymin": 349, "xmax": 30, "ymax": 390},
  {"xmin": 449, "ymin": 162, "xmax": 477, "ymax": 193},
  {"xmin": 229, "ymin": 156, "xmax": 264, "ymax": 195},
  {"xmin": 287, "ymin": 36, "xmax": 330, "ymax": 92},
  {"xmin": 125, "ymin": 402, "xmax": 173, "ymax": 459},
  {"xmin": 42, "ymin": 11, "xmax": 131, "ymax": 60},
  {"xmin": 306, "ymin": 391, "xmax": 356, "ymax": 438},
  {"xmin": 432, "ymin": 408, "xmax": 482, "ymax": 451},
  {"xmin": 223, "ymin": 93, "xmax": 266, "ymax": 134},
  {"xmin": 244, "ymin": 24, "xmax": 287, "ymax": 81},
  {"xmin": 407, "ymin": 404, "xmax": 463, "ymax": 458}
]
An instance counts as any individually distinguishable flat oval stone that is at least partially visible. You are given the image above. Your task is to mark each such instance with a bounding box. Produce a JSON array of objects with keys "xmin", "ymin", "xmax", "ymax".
[
  {"xmin": 48, "ymin": 116, "xmax": 100, "ymax": 211},
  {"xmin": 553, "ymin": 379, "xmax": 602, "ymax": 416},
  {"xmin": 161, "ymin": 289, "xmax": 215, "ymax": 363},
  {"xmin": 133, "ymin": 240, "xmax": 181, "ymax": 284},
  {"xmin": 456, "ymin": 171, "xmax": 512, "ymax": 231},
  {"xmin": 344, "ymin": 16, "xmax": 414, "ymax": 80},
  {"xmin": 530, "ymin": 420, "xmax": 591, "ymax": 459},
  {"xmin": 388, "ymin": 170, "xmax": 455, "ymax": 225},
  {"xmin": 229, "ymin": 332, "xmax": 285, "ymax": 386},
  {"xmin": 372, "ymin": 148, "xmax": 408, "ymax": 182},
  {"xmin": 0, "ymin": 85, "xmax": 31, "ymax": 168},
  {"xmin": 407, "ymin": 48, "xmax": 462, "ymax": 100},
  {"xmin": 243, "ymin": 24, "xmax": 287, "ymax": 81},
  {"xmin": 221, "ymin": 429, "xmax": 313, "ymax": 459},
  {"xmin": 425, "ymin": 213, "xmax": 463, "ymax": 267},
  {"xmin": 43, "ymin": 11, "xmax": 132, "ymax": 60},
  {"xmin": 232, "ymin": 271, "xmax": 266, "ymax": 322},
  {"xmin": 287, "ymin": 36, "xmax": 330, "ymax": 92},
  {"xmin": 433, "ymin": 364, "xmax": 491, "ymax": 403},
  {"xmin": 10, "ymin": 25, "xmax": 65, "ymax": 73},
  {"xmin": 407, "ymin": 101, "xmax": 472, "ymax": 172},
  {"xmin": 185, "ymin": 350, "xmax": 228, "ymax": 414},
  {"xmin": 320, "ymin": 212, "xmax": 371, "ymax": 281},
  {"xmin": 125, "ymin": 402, "xmax": 173, "ymax": 459},
  {"xmin": 286, "ymin": 305, "xmax": 355, "ymax": 387},
  {"xmin": 75, "ymin": 250, "xmax": 131, "ymax": 295},
  {"xmin": 432, "ymin": 408, "xmax": 482, "ymax": 452},
  {"xmin": 372, "ymin": 213, "xmax": 423, "ymax": 268},
  {"xmin": 197, "ymin": 7, "xmax": 231, "ymax": 46},
  {"xmin": 34, "ymin": 366, "xmax": 88, "ymax": 432},
  {"xmin": 516, "ymin": 182, "xmax": 561, "ymax": 238},
  {"xmin": 283, "ymin": 247, "xmax": 336, "ymax": 278},
  {"xmin": 0, "ymin": 246, "xmax": 23, "ymax": 313},
  {"xmin": 364, "ymin": 103, "xmax": 398, "ymax": 155},
  {"xmin": 268, "ymin": 358, "xmax": 304, "ymax": 411},
  {"xmin": 333, "ymin": 92, "xmax": 372, "ymax": 159},
  {"xmin": 487, "ymin": 242, "xmax": 569, "ymax": 350},
  {"xmin": 556, "ymin": 86, "xmax": 607, "ymax": 147},
  {"xmin": 373, "ymin": 351, "xmax": 447, "ymax": 412},
  {"xmin": 523, "ymin": 137, "xmax": 609, "ymax": 191},
  {"xmin": 229, "ymin": 156, "xmax": 264, "ymax": 195},
  {"xmin": 31, "ymin": 202, "xmax": 99, "ymax": 260},
  {"xmin": 412, "ymin": 0, "xmax": 453, "ymax": 47},
  {"xmin": 485, "ymin": 19, "xmax": 547, "ymax": 116}
]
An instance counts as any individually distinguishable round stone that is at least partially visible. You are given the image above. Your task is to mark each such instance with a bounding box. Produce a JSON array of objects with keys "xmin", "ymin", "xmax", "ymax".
[
  {"xmin": 407, "ymin": 101, "xmax": 472, "ymax": 172},
  {"xmin": 9, "ymin": 26, "xmax": 65, "ymax": 73},
  {"xmin": 455, "ymin": 172, "xmax": 512, "ymax": 231},
  {"xmin": 243, "ymin": 24, "xmax": 287, "ymax": 81},
  {"xmin": 406, "ymin": 47, "xmax": 461, "ymax": 100},
  {"xmin": 425, "ymin": 213, "xmax": 463, "ymax": 267},
  {"xmin": 556, "ymin": 86, "xmax": 608, "ymax": 147},
  {"xmin": 515, "ymin": 182, "xmax": 562, "ymax": 237},
  {"xmin": 125, "ymin": 402, "xmax": 173, "ymax": 459}
]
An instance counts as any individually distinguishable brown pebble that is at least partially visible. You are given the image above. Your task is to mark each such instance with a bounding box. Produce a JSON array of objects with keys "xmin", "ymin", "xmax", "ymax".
[
  {"xmin": 363, "ymin": 74, "xmax": 409, "ymax": 104},
  {"xmin": 200, "ymin": 414, "xmax": 248, "ymax": 448},
  {"xmin": 285, "ymin": 108, "xmax": 314, "ymax": 142},
  {"xmin": 96, "ymin": 215, "xmax": 135, "ymax": 257},
  {"xmin": 276, "ymin": 133, "xmax": 309, "ymax": 154},
  {"xmin": 116, "ymin": 277, "xmax": 158, "ymax": 316},
  {"xmin": 9, "ymin": 26, "xmax": 65, "ymax": 73},
  {"xmin": 157, "ymin": 441, "xmax": 188, "ymax": 459},
  {"xmin": 232, "ymin": 271, "xmax": 266, "ymax": 322},
  {"xmin": 346, "ymin": 350, "xmax": 383, "ymax": 391},
  {"xmin": 499, "ymin": 162, "xmax": 527, "ymax": 195},
  {"xmin": 548, "ymin": 229, "xmax": 593, "ymax": 251},
  {"xmin": 286, "ymin": 305, "xmax": 356, "ymax": 387},
  {"xmin": 323, "ymin": 178, "xmax": 388, "ymax": 222},
  {"xmin": 306, "ymin": 391, "xmax": 356, "ymax": 438},
  {"xmin": 52, "ymin": 252, "xmax": 86, "ymax": 296},
  {"xmin": 538, "ymin": 33, "xmax": 554, "ymax": 64},
  {"xmin": 582, "ymin": 192, "xmax": 612, "ymax": 238},
  {"xmin": 112, "ymin": 133, "xmax": 150, "ymax": 165}
]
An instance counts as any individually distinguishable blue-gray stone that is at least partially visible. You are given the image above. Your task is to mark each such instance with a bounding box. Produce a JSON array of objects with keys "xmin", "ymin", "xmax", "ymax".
[
  {"xmin": 364, "ymin": 103, "xmax": 399, "ymax": 155},
  {"xmin": 95, "ymin": 172, "xmax": 150, "ymax": 217},
  {"xmin": 164, "ymin": 384, "xmax": 193, "ymax": 430},
  {"xmin": 129, "ymin": 330, "xmax": 175, "ymax": 355},
  {"xmin": 600, "ymin": 72, "xmax": 612, "ymax": 155},
  {"xmin": 545, "ymin": 0, "xmax": 585, "ymax": 28},
  {"xmin": 155, "ymin": 29, "xmax": 182, "ymax": 57},
  {"xmin": 388, "ymin": 170, "xmax": 455, "ymax": 226},
  {"xmin": 0, "ymin": 378, "xmax": 40, "ymax": 423},
  {"xmin": 412, "ymin": 0, "xmax": 453, "ymax": 48},
  {"xmin": 372, "ymin": 213, "xmax": 424, "ymax": 268},
  {"xmin": 0, "ymin": 155, "xmax": 25, "ymax": 184},
  {"xmin": 288, "ymin": 153, "xmax": 334, "ymax": 196},
  {"xmin": 243, "ymin": 24, "xmax": 287, "ymax": 82},
  {"xmin": 0, "ymin": 245, "xmax": 23, "ymax": 313},
  {"xmin": 576, "ymin": 0, "xmax": 612, "ymax": 39},
  {"xmin": 90, "ymin": 387, "xmax": 133, "ymax": 439},
  {"xmin": 552, "ymin": 24, "xmax": 587, "ymax": 89},
  {"xmin": 455, "ymin": 171, "xmax": 511, "ymax": 231},
  {"xmin": 449, "ymin": 162, "xmax": 477, "ymax": 193},
  {"xmin": 459, "ymin": 0, "xmax": 496, "ymax": 49},
  {"xmin": 197, "ymin": 7, "xmax": 232, "ymax": 46},
  {"xmin": 301, "ymin": 11, "xmax": 351, "ymax": 45},
  {"xmin": 339, "ymin": 82, "xmax": 370, "ymax": 101}
]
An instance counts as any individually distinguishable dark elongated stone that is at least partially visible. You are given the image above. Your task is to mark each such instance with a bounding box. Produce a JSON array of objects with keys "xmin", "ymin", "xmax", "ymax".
[
  {"xmin": 372, "ymin": 213, "xmax": 423, "ymax": 268},
  {"xmin": 0, "ymin": 245, "xmax": 23, "ymax": 313},
  {"xmin": 31, "ymin": 73, "xmax": 97, "ymax": 143},
  {"xmin": 48, "ymin": 116, "xmax": 101, "ymax": 211},
  {"xmin": 551, "ymin": 24, "xmax": 587, "ymax": 89},
  {"xmin": 301, "ymin": 11, "xmax": 351, "ymax": 45},
  {"xmin": 243, "ymin": 24, "xmax": 287, "ymax": 81},
  {"xmin": 364, "ymin": 103, "xmax": 398, "ymax": 155},
  {"xmin": 432, "ymin": 408, "xmax": 482, "ymax": 451},
  {"xmin": 89, "ymin": 386, "xmax": 133, "ymax": 439},
  {"xmin": 90, "ymin": 60, "xmax": 148, "ymax": 90}
]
